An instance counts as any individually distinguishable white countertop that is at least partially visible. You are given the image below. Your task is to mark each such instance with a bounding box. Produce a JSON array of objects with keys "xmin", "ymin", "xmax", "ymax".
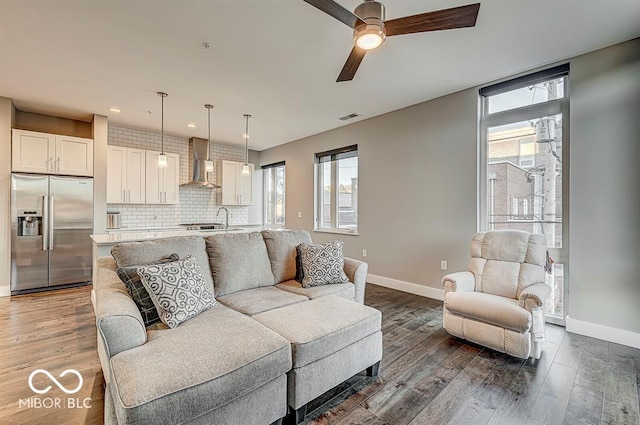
[{"xmin": 91, "ymin": 226, "xmax": 281, "ymax": 245}]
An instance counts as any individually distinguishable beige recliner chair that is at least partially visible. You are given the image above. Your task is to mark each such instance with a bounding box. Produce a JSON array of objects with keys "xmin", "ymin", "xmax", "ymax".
[{"xmin": 442, "ymin": 230, "xmax": 550, "ymax": 359}]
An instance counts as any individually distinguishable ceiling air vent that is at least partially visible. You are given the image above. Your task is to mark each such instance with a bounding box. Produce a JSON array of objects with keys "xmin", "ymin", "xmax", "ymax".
[{"xmin": 338, "ymin": 113, "xmax": 360, "ymax": 121}]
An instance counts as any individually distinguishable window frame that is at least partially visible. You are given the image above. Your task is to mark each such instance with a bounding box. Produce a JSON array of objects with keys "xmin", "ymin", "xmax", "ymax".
[
  {"xmin": 478, "ymin": 65, "xmax": 570, "ymax": 325},
  {"xmin": 262, "ymin": 161, "xmax": 286, "ymax": 227},
  {"xmin": 314, "ymin": 145, "xmax": 359, "ymax": 235}
]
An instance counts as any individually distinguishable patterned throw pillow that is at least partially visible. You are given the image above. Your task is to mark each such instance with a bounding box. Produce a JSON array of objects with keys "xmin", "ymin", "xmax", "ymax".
[
  {"xmin": 116, "ymin": 253, "xmax": 179, "ymax": 327},
  {"xmin": 298, "ymin": 240, "xmax": 349, "ymax": 288},
  {"xmin": 137, "ymin": 255, "xmax": 216, "ymax": 329}
]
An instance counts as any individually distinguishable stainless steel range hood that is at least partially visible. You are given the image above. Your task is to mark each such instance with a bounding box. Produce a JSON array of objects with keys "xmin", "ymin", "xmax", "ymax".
[{"xmin": 180, "ymin": 137, "xmax": 220, "ymax": 188}]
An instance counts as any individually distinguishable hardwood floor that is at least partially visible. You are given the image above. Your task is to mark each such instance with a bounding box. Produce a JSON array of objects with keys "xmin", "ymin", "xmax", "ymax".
[{"xmin": 1, "ymin": 284, "xmax": 638, "ymax": 425}]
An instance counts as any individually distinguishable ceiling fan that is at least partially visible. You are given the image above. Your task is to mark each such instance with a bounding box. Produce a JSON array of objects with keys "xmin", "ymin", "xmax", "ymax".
[{"xmin": 303, "ymin": 0, "xmax": 481, "ymax": 82}]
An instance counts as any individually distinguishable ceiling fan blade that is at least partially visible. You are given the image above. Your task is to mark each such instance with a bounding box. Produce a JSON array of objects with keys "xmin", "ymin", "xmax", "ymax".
[
  {"xmin": 385, "ymin": 3, "xmax": 480, "ymax": 37},
  {"xmin": 303, "ymin": 0, "xmax": 365, "ymax": 29},
  {"xmin": 337, "ymin": 47, "xmax": 367, "ymax": 82}
]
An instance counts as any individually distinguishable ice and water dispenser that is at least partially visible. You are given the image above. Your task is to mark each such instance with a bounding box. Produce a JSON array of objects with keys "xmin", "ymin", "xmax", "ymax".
[{"xmin": 17, "ymin": 210, "xmax": 42, "ymax": 236}]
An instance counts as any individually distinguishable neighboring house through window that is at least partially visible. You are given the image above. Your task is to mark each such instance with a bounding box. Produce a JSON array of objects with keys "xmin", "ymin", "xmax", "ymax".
[
  {"xmin": 263, "ymin": 161, "xmax": 285, "ymax": 226},
  {"xmin": 315, "ymin": 145, "xmax": 358, "ymax": 234}
]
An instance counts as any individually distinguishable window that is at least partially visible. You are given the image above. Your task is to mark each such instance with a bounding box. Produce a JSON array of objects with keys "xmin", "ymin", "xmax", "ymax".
[
  {"xmin": 263, "ymin": 162, "xmax": 285, "ymax": 226},
  {"xmin": 480, "ymin": 64, "xmax": 569, "ymax": 323},
  {"xmin": 315, "ymin": 145, "xmax": 358, "ymax": 233}
]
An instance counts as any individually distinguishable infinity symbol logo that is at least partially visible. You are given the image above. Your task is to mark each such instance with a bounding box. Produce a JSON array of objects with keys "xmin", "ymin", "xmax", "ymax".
[{"xmin": 28, "ymin": 369, "xmax": 83, "ymax": 395}]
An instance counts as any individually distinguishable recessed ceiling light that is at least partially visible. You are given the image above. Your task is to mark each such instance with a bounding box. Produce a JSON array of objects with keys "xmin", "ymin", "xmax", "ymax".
[
  {"xmin": 108, "ymin": 107, "xmax": 121, "ymax": 113},
  {"xmin": 186, "ymin": 122, "xmax": 197, "ymax": 128}
]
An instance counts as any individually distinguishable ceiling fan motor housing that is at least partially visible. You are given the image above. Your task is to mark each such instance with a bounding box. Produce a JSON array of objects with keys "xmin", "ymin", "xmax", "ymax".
[{"xmin": 354, "ymin": 1, "xmax": 386, "ymax": 49}]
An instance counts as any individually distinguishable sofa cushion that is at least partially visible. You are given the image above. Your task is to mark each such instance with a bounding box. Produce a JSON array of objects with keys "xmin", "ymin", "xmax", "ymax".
[
  {"xmin": 298, "ymin": 240, "xmax": 349, "ymax": 288},
  {"xmin": 217, "ymin": 287, "xmax": 308, "ymax": 316},
  {"xmin": 205, "ymin": 232, "xmax": 275, "ymax": 296},
  {"xmin": 111, "ymin": 236, "xmax": 214, "ymax": 294},
  {"xmin": 109, "ymin": 304, "xmax": 291, "ymax": 425},
  {"xmin": 116, "ymin": 253, "xmax": 179, "ymax": 327},
  {"xmin": 276, "ymin": 280, "xmax": 355, "ymax": 301},
  {"xmin": 445, "ymin": 291, "xmax": 531, "ymax": 332},
  {"xmin": 261, "ymin": 230, "xmax": 312, "ymax": 284},
  {"xmin": 252, "ymin": 296, "xmax": 381, "ymax": 368},
  {"xmin": 137, "ymin": 255, "xmax": 216, "ymax": 328}
]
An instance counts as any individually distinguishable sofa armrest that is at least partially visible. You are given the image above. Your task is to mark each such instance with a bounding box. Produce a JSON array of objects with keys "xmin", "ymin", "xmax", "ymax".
[
  {"xmin": 94, "ymin": 266, "xmax": 147, "ymax": 359},
  {"xmin": 442, "ymin": 271, "xmax": 475, "ymax": 295},
  {"xmin": 519, "ymin": 282, "xmax": 551, "ymax": 312},
  {"xmin": 344, "ymin": 257, "xmax": 368, "ymax": 304}
]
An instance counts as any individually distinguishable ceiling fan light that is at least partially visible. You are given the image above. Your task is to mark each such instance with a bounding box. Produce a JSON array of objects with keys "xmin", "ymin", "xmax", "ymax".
[{"xmin": 354, "ymin": 23, "xmax": 386, "ymax": 50}]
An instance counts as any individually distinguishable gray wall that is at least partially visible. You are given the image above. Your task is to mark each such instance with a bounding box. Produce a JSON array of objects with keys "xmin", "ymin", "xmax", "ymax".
[
  {"xmin": 260, "ymin": 88, "xmax": 479, "ymax": 287},
  {"xmin": 570, "ymin": 38, "xmax": 640, "ymax": 333},
  {"xmin": 260, "ymin": 38, "xmax": 640, "ymax": 334},
  {"xmin": 0, "ymin": 97, "xmax": 16, "ymax": 295}
]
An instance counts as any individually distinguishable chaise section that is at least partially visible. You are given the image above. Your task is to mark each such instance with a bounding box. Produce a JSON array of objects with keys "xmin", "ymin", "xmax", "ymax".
[
  {"xmin": 252, "ymin": 296, "xmax": 382, "ymax": 423},
  {"xmin": 217, "ymin": 286, "xmax": 308, "ymax": 316},
  {"xmin": 109, "ymin": 304, "xmax": 291, "ymax": 425}
]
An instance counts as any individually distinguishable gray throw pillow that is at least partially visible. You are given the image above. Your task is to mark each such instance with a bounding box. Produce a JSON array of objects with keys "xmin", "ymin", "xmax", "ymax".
[
  {"xmin": 298, "ymin": 240, "xmax": 349, "ymax": 288},
  {"xmin": 137, "ymin": 255, "xmax": 216, "ymax": 328},
  {"xmin": 116, "ymin": 253, "xmax": 179, "ymax": 327}
]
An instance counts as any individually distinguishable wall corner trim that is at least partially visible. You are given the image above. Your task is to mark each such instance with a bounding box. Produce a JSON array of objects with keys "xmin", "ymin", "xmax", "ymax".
[
  {"xmin": 566, "ymin": 315, "xmax": 640, "ymax": 349},
  {"xmin": 367, "ymin": 274, "xmax": 444, "ymax": 301},
  {"xmin": 0, "ymin": 286, "xmax": 10, "ymax": 297}
]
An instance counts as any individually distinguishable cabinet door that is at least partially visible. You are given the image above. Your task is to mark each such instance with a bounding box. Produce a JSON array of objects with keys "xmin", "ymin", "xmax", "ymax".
[
  {"xmin": 106, "ymin": 146, "xmax": 126, "ymax": 203},
  {"xmin": 12, "ymin": 129, "xmax": 55, "ymax": 174},
  {"xmin": 162, "ymin": 153, "xmax": 180, "ymax": 204},
  {"xmin": 56, "ymin": 135, "xmax": 94, "ymax": 176},
  {"xmin": 126, "ymin": 148, "xmax": 146, "ymax": 203},
  {"xmin": 145, "ymin": 151, "xmax": 162, "ymax": 204},
  {"xmin": 220, "ymin": 160, "xmax": 238, "ymax": 205},
  {"xmin": 238, "ymin": 163, "xmax": 254, "ymax": 205}
]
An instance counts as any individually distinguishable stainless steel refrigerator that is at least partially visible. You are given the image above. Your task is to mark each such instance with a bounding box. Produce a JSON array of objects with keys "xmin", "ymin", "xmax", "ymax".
[{"xmin": 11, "ymin": 173, "xmax": 93, "ymax": 294}]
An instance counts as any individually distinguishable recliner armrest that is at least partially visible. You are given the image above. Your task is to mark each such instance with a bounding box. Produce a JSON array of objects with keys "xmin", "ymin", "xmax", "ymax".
[
  {"xmin": 442, "ymin": 271, "xmax": 475, "ymax": 295},
  {"xmin": 344, "ymin": 257, "xmax": 368, "ymax": 304},
  {"xmin": 519, "ymin": 282, "xmax": 551, "ymax": 311}
]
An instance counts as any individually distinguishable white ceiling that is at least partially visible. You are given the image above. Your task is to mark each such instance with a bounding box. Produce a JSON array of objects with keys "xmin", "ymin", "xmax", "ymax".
[{"xmin": 1, "ymin": 0, "xmax": 638, "ymax": 150}]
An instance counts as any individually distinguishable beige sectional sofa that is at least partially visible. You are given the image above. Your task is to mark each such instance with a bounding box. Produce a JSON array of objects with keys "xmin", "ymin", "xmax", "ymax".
[{"xmin": 94, "ymin": 230, "xmax": 381, "ymax": 425}]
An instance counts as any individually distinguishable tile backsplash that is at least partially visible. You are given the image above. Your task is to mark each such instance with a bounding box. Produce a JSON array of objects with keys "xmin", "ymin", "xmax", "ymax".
[{"xmin": 107, "ymin": 125, "xmax": 249, "ymax": 229}]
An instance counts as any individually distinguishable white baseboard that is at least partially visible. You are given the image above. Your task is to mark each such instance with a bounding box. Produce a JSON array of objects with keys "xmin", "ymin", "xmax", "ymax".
[
  {"xmin": 368, "ymin": 274, "xmax": 444, "ymax": 301},
  {"xmin": 566, "ymin": 315, "xmax": 640, "ymax": 349},
  {"xmin": 0, "ymin": 286, "xmax": 9, "ymax": 297}
]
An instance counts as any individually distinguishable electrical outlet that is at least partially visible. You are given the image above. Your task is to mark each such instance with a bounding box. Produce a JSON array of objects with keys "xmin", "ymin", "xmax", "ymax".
[
  {"xmin": 362, "ymin": 249, "xmax": 367, "ymax": 258},
  {"xmin": 440, "ymin": 260, "xmax": 448, "ymax": 271},
  {"xmin": 297, "ymin": 211, "xmax": 302, "ymax": 218}
]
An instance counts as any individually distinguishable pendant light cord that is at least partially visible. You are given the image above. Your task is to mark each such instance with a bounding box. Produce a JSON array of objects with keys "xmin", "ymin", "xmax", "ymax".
[
  {"xmin": 244, "ymin": 114, "xmax": 251, "ymax": 163},
  {"xmin": 157, "ymin": 92, "xmax": 168, "ymax": 154},
  {"xmin": 205, "ymin": 104, "xmax": 213, "ymax": 161}
]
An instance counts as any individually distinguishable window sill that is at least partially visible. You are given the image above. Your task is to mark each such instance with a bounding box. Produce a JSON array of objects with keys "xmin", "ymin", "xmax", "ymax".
[{"xmin": 314, "ymin": 229, "xmax": 359, "ymax": 236}]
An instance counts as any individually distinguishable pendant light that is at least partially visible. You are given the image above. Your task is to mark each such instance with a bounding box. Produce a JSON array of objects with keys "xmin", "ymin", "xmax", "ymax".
[
  {"xmin": 157, "ymin": 91, "xmax": 168, "ymax": 168},
  {"xmin": 204, "ymin": 104, "xmax": 214, "ymax": 173},
  {"xmin": 242, "ymin": 114, "xmax": 251, "ymax": 176}
]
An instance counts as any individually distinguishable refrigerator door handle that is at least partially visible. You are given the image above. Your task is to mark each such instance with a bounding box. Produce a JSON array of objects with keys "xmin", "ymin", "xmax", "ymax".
[
  {"xmin": 49, "ymin": 196, "xmax": 55, "ymax": 250},
  {"xmin": 42, "ymin": 195, "xmax": 49, "ymax": 251}
]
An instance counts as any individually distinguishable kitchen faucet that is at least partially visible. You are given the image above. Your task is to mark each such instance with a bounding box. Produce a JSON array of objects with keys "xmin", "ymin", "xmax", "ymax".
[{"xmin": 216, "ymin": 206, "xmax": 229, "ymax": 230}]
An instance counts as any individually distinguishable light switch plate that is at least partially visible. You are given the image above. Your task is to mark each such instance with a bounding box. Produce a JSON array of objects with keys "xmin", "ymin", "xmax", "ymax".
[
  {"xmin": 440, "ymin": 260, "xmax": 448, "ymax": 270},
  {"xmin": 297, "ymin": 211, "xmax": 302, "ymax": 218}
]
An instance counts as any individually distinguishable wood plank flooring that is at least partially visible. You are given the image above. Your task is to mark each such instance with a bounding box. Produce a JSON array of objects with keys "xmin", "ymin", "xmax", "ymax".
[{"xmin": 0, "ymin": 284, "xmax": 638, "ymax": 425}]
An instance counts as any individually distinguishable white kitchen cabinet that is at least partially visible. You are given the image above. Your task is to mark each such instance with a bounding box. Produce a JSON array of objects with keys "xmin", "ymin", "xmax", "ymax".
[
  {"xmin": 12, "ymin": 129, "xmax": 93, "ymax": 176},
  {"xmin": 218, "ymin": 160, "xmax": 254, "ymax": 206},
  {"xmin": 145, "ymin": 151, "xmax": 179, "ymax": 205},
  {"xmin": 106, "ymin": 146, "xmax": 146, "ymax": 203}
]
